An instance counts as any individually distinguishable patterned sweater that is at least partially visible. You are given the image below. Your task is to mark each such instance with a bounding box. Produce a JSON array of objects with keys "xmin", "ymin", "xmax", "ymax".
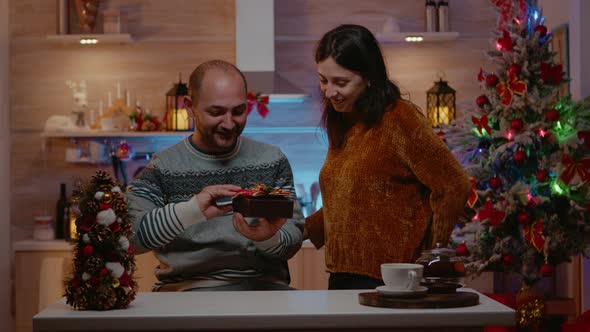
[
  {"xmin": 306, "ymin": 100, "xmax": 471, "ymax": 280},
  {"xmin": 127, "ymin": 136, "xmax": 304, "ymax": 290}
]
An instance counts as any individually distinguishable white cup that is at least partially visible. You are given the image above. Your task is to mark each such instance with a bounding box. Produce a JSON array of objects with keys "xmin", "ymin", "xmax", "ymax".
[{"xmin": 380, "ymin": 263, "xmax": 423, "ymax": 291}]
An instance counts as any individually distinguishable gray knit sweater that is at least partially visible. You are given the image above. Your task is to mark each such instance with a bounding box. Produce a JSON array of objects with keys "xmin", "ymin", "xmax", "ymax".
[{"xmin": 127, "ymin": 136, "xmax": 304, "ymax": 290}]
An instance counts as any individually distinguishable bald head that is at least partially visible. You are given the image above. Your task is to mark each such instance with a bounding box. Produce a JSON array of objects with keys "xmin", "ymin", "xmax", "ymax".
[{"xmin": 189, "ymin": 60, "xmax": 248, "ymax": 104}]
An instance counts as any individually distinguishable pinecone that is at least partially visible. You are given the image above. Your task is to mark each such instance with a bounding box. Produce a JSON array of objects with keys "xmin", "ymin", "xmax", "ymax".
[
  {"xmin": 83, "ymin": 198, "xmax": 100, "ymax": 216},
  {"xmin": 85, "ymin": 256, "xmax": 104, "ymax": 274},
  {"xmin": 110, "ymin": 198, "xmax": 127, "ymax": 215}
]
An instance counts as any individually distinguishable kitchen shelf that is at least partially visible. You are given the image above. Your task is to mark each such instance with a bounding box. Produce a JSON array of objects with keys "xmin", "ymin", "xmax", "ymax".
[
  {"xmin": 376, "ymin": 31, "xmax": 460, "ymax": 43},
  {"xmin": 46, "ymin": 33, "xmax": 133, "ymax": 45}
]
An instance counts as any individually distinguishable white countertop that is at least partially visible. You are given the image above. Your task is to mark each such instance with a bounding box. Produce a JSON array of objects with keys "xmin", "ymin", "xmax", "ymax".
[{"xmin": 33, "ymin": 289, "xmax": 514, "ymax": 331}]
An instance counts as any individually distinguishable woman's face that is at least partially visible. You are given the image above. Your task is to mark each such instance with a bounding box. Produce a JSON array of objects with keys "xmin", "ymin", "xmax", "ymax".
[{"xmin": 317, "ymin": 57, "xmax": 367, "ymax": 113}]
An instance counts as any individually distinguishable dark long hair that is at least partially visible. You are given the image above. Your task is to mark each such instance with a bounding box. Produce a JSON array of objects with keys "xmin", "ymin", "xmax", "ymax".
[{"xmin": 315, "ymin": 24, "xmax": 402, "ymax": 148}]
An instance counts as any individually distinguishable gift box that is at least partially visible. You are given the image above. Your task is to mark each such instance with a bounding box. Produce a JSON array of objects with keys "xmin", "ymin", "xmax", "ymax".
[{"xmin": 232, "ymin": 185, "xmax": 294, "ymax": 219}]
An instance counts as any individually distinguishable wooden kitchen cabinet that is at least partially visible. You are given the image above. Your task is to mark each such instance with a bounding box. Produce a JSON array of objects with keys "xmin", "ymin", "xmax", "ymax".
[{"xmin": 14, "ymin": 240, "xmax": 328, "ymax": 332}]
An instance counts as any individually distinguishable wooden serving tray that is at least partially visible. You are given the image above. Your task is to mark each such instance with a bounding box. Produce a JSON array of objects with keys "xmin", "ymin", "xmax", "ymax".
[{"xmin": 358, "ymin": 291, "xmax": 479, "ymax": 309}]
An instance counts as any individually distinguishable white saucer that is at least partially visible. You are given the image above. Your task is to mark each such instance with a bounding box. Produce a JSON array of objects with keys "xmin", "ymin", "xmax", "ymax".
[{"xmin": 376, "ymin": 285, "xmax": 428, "ymax": 297}]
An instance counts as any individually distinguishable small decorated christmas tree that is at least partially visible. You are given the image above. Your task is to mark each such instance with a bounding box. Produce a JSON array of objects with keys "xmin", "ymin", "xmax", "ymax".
[
  {"xmin": 444, "ymin": 0, "xmax": 590, "ymax": 284},
  {"xmin": 64, "ymin": 170, "xmax": 137, "ymax": 310}
]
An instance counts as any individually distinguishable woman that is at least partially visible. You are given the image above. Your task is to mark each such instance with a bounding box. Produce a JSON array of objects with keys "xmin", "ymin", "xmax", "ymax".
[{"xmin": 305, "ymin": 24, "xmax": 471, "ymax": 290}]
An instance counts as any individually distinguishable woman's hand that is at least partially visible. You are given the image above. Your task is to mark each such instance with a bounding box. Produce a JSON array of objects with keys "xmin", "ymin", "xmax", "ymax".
[
  {"xmin": 195, "ymin": 184, "xmax": 241, "ymax": 219},
  {"xmin": 232, "ymin": 212, "xmax": 287, "ymax": 242}
]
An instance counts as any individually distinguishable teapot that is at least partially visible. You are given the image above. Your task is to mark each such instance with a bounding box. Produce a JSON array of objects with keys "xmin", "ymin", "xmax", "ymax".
[{"xmin": 415, "ymin": 243, "xmax": 465, "ymax": 283}]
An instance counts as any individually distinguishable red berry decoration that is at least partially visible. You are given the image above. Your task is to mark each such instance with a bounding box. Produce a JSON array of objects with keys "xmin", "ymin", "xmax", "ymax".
[
  {"xmin": 486, "ymin": 74, "xmax": 499, "ymax": 87},
  {"xmin": 509, "ymin": 63, "xmax": 521, "ymax": 76},
  {"xmin": 545, "ymin": 108, "xmax": 560, "ymax": 122},
  {"xmin": 514, "ymin": 150, "xmax": 527, "ymax": 165},
  {"xmin": 517, "ymin": 212, "xmax": 531, "ymax": 226},
  {"xmin": 510, "ymin": 118, "xmax": 524, "ymax": 131},
  {"xmin": 456, "ymin": 243, "xmax": 469, "ymax": 257},
  {"xmin": 540, "ymin": 263, "xmax": 554, "ymax": 277},
  {"xmin": 536, "ymin": 169, "xmax": 549, "ymax": 182},
  {"xmin": 502, "ymin": 254, "xmax": 514, "ymax": 266},
  {"xmin": 489, "ymin": 176, "xmax": 501, "ymax": 190},
  {"xmin": 476, "ymin": 95, "xmax": 490, "ymax": 108},
  {"xmin": 534, "ymin": 25, "xmax": 548, "ymax": 37}
]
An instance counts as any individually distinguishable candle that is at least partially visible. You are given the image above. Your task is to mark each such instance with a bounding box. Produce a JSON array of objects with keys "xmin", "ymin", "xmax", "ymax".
[
  {"xmin": 126, "ymin": 90, "xmax": 130, "ymax": 107},
  {"xmin": 116, "ymin": 81, "xmax": 121, "ymax": 99},
  {"xmin": 108, "ymin": 92, "xmax": 112, "ymax": 107},
  {"xmin": 99, "ymin": 100, "xmax": 104, "ymax": 116}
]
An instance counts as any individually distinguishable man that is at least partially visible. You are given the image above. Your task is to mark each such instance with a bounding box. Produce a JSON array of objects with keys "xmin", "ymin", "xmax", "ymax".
[{"xmin": 127, "ymin": 60, "xmax": 304, "ymax": 291}]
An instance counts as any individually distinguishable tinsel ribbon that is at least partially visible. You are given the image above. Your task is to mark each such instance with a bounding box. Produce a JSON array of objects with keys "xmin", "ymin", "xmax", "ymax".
[
  {"xmin": 477, "ymin": 200, "xmax": 506, "ymax": 226},
  {"xmin": 496, "ymin": 71, "xmax": 527, "ymax": 106},
  {"xmin": 467, "ymin": 177, "xmax": 479, "ymax": 208},
  {"xmin": 559, "ymin": 153, "xmax": 590, "ymax": 186},
  {"xmin": 516, "ymin": 299, "xmax": 545, "ymax": 328},
  {"xmin": 236, "ymin": 184, "xmax": 291, "ymax": 197},
  {"xmin": 247, "ymin": 92, "xmax": 270, "ymax": 118},
  {"xmin": 523, "ymin": 220, "xmax": 545, "ymax": 252},
  {"xmin": 539, "ymin": 63, "xmax": 563, "ymax": 84},
  {"xmin": 472, "ymin": 114, "xmax": 492, "ymax": 136}
]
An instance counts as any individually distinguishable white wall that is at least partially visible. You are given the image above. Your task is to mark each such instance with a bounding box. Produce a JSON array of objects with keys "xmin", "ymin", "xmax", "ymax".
[{"xmin": 0, "ymin": 0, "xmax": 12, "ymax": 330}]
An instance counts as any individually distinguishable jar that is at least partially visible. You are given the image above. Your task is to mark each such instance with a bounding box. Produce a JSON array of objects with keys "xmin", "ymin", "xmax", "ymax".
[
  {"xmin": 33, "ymin": 216, "xmax": 54, "ymax": 241},
  {"xmin": 415, "ymin": 243, "xmax": 465, "ymax": 283}
]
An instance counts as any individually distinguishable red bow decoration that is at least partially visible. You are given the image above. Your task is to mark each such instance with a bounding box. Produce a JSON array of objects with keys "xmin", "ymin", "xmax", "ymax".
[
  {"xmin": 235, "ymin": 184, "xmax": 291, "ymax": 197},
  {"xmin": 496, "ymin": 71, "xmax": 527, "ymax": 106},
  {"xmin": 577, "ymin": 130, "xmax": 590, "ymax": 149},
  {"xmin": 477, "ymin": 200, "xmax": 506, "ymax": 226},
  {"xmin": 467, "ymin": 177, "xmax": 479, "ymax": 208},
  {"xmin": 497, "ymin": 30, "xmax": 513, "ymax": 51},
  {"xmin": 539, "ymin": 63, "xmax": 563, "ymax": 84},
  {"xmin": 523, "ymin": 220, "xmax": 545, "ymax": 252},
  {"xmin": 247, "ymin": 92, "xmax": 270, "ymax": 118},
  {"xmin": 472, "ymin": 114, "xmax": 492, "ymax": 136},
  {"xmin": 491, "ymin": 0, "xmax": 527, "ymax": 29},
  {"xmin": 558, "ymin": 153, "xmax": 590, "ymax": 186}
]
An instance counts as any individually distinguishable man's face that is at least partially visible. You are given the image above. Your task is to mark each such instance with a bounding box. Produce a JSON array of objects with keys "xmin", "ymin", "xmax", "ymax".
[{"xmin": 191, "ymin": 70, "xmax": 248, "ymax": 154}]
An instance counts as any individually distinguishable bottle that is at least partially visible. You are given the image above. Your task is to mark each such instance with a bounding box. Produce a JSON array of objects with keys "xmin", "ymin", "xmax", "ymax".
[
  {"xmin": 438, "ymin": 0, "xmax": 450, "ymax": 32},
  {"xmin": 55, "ymin": 183, "xmax": 69, "ymax": 240},
  {"xmin": 425, "ymin": 0, "xmax": 437, "ymax": 32}
]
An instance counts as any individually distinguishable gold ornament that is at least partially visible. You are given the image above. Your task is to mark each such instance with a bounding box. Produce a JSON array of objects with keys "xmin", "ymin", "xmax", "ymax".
[
  {"xmin": 112, "ymin": 279, "xmax": 120, "ymax": 288},
  {"xmin": 102, "ymin": 192, "xmax": 113, "ymax": 203}
]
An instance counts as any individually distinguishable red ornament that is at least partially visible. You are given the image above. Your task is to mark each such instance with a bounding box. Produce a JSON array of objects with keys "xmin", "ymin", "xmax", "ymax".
[
  {"xmin": 100, "ymin": 267, "xmax": 108, "ymax": 276},
  {"xmin": 82, "ymin": 244, "xmax": 94, "ymax": 257},
  {"xmin": 510, "ymin": 118, "xmax": 524, "ymax": 131},
  {"xmin": 514, "ymin": 150, "xmax": 526, "ymax": 165},
  {"xmin": 486, "ymin": 74, "xmax": 499, "ymax": 87},
  {"xmin": 540, "ymin": 263, "xmax": 554, "ymax": 277},
  {"xmin": 497, "ymin": 30, "xmax": 513, "ymax": 51},
  {"xmin": 456, "ymin": 243, "xmax": 469, "ymax": 256},
  {"xmin": 534, "ymin": 25, "xmax": 548, "ymax": 37},
  {"xmin": 71, "ymin": 278, "xmax": 81, "ymax": 287},
  {"xmin": 119, "ymin": 272, "xmax": 130, "ymax": 286},
  {"xmin": 109, "ymin": 221, "xmax": 121, "ymax": 233},
  {"xmin": 540, "ymin": 63, "xmax": 563, "ymax": 84},
  {"xmin": 489, "ymin": 177, "xmax": 501, "ymax": 190},
  {"xmin": 509, "ymin": 63, "xmax": 521, "ymax": 76},
  {"xmin": 545, "ymin": 109, "xmax": 560, "ymax": 122},
  {"xmin": 477, "ymin": 68, "xmax": 485, "ymax": 82},
  {"xmin": 517, "ymin": 212, "xmax": 531, "ymax": 226},
  {"xmin": 536, "ymin": 169, "xmax": 549, "ymax": 182},
  {"xmin": 476, "ymin": 95, "xmax": 490, "ymax": 108},
  {"xmin": 128, "ymin": 244, "xmax": 134, "ymax": 254},
  {"xmin": 502, "ymin": 254, "xmax": 514, "ymax": 266},
  {"xmin": 100, "ymin": 202, "xmax": 111, "ymax": 211},
  {"xmin": 89, "ymin": 276, "xmax": 100, "ymax": 288}
]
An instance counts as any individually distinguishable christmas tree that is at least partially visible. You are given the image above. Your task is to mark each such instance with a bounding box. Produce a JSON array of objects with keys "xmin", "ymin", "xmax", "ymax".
[
  {"xmin": 445, "ymin": 0, "xmax": 590, "ymax": 284},
  {"xmin": 64, "ymin": 170, "xmax": 137, "ymax": 310}
]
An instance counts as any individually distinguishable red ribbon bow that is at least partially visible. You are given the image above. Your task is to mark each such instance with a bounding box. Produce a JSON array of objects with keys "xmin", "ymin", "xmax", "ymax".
[
  {"xmin": 558, "ymin": 153, "xmax": 590, "ymax": 186},
  {"xmin": 247, "ymin": 92, "xmax": 270, "ymax": 118},
  {"xmin": 496, "ymin": 71, "xmax": 527, "ymax": 106},
  {"xmin": 467, "ymin": 177, "xmax": 479, "ymax": 208},
  {"xmin": 497, "ymin": 30, "xmax": 514, "ymax": 51},
  {"xmin": 477, "ymin": 200, "xmax": 506, "ymax": 227},
  {"xmin": 539, "ymin": 63, "xmax": 563, "ymax": 84},
  {"xmin": 472, "ymin": 114, "xmax": 492, "ymax": 136},
  {"xmin": 523, "ymin": 220, "xmax": 545, "ymax": 252}
]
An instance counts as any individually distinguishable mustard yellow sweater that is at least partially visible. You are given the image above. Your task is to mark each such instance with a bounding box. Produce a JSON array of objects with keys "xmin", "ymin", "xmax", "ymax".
[{"xmin": 306, "ymin": 100, "xmax": 471, "ymax": 280}]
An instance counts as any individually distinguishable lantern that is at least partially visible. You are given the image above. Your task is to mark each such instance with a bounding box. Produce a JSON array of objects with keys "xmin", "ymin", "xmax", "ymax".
[
  {"xmin": 165, "ymin": 74, "xmax": 193, "ymax": 131},
  {"xmin": 426, "ymin": 74, "xmax": 456, "ymax": 127}
]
